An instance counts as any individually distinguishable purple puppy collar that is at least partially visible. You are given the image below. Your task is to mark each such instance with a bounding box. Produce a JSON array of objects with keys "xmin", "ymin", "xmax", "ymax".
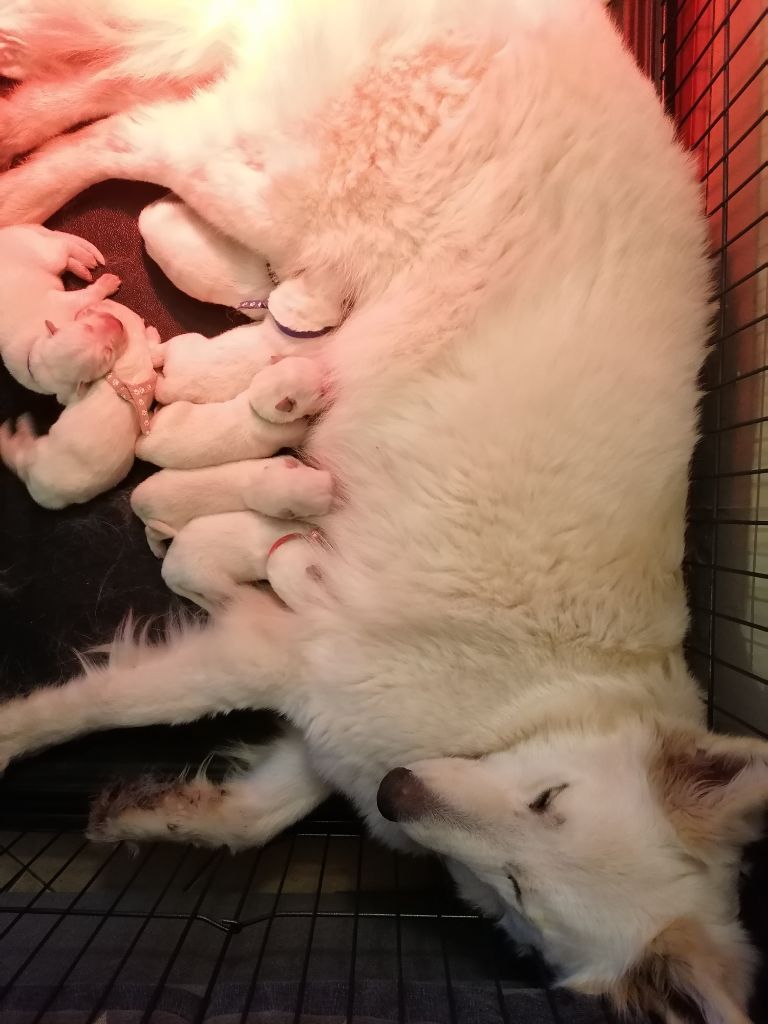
[
  {"xmin": 237, "ymin": 298, "xmax": 335, "ymax": 339},
  {"xmin": 269, "ymin": 319, "xmax": 335, "ymax": 339}
]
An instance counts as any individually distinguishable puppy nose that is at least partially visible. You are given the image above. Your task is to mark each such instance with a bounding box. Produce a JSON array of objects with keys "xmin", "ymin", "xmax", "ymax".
[{"xmin": 377, "ymin": 767, "xmax": 434, "ymax": 822}]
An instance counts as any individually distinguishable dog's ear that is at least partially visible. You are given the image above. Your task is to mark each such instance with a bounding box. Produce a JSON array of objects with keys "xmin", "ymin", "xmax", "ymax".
[
  {"xmin": 76, "ymin": 328, "xmax": 127, "ymax": 383},
  {"xmin": 651, "ymin": 729, "xmax": 768, "ymax": 849},
  {"xmin": 603, "ymin": 917, "xmax": 755, "ymax": 1023}
]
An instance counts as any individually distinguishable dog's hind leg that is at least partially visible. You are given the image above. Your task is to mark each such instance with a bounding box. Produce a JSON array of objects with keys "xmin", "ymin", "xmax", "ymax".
[
  {"xmin": 0, "ymin": 592, "xmax": 310, "ymax": 771},
  {"xmin": 0, "ymin": 71, "xmax": 186, "ymax": 170},
  {"xmin": 87, "ymin": 726, "xmax": 330, "ymax": 847},
  {"xmin": 0, "ymin": 94, "xmax": 279, "ymax": 251},
  {"xmin": 0, "ymin": 96, "xmax": 208, "ymax": 224}
]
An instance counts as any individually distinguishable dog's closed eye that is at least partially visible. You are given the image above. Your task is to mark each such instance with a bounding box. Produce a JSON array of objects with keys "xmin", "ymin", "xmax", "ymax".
[
  {"xmin": 505, "ymin": 870, "xmax": 523, "ymax": 903},
  {"xmin": 528, "ymin": 784, "xmax": 568, "ymax": 814}
]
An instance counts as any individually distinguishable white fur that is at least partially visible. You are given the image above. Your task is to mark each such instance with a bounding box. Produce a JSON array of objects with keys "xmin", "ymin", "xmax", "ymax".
[
  {"xmin": 0, "ymin": 2, "xmax": 757, "ymax": 1018},
  {"xmin": 153, "ymin": 323, "xmax": 281, "ymax": 405},
  {"xmin": 141, "ymin": 194, "xmax": 347, "ymax": 333},
  {"xmin": 161, "ymin": 510, "xmax": 311, "ymax": 610},
  {"xmin": 135, "ymin": 382, "xmax": 309, "ymax": 469},
  {"xmin": 0, "ymin": 225, "xmax": 120, "ymax": 396},
  {"xmin": 139, "ymin": 194, "xmax": 275, "ymax": 316},
  {"xmin": 131, "ymin": 455, "xmax": 333, "ymax": 556},
  {"xmin": 153, "ymin": 319, "xmax": 330, "ymax": 405},
  {"xmin": 1, "ymin": 298, "xmax": 159, "ymax": 508}
]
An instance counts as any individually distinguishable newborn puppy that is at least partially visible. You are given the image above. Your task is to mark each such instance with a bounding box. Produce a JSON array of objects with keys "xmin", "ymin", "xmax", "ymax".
[
  {"xmin": 153, "ymin": 321, "xmax": 292, "ymax": 406},
  {"xmin": 154, "ymin": 292, "xmax": 336, "ymax": 407},
  {"xmin": 135, "ymin": 381, "xmax": 309, "ymax": 470},
  {"xmin": 0, "ymin": 224, "xmax": 122, "ymax": 398},
  {"xmin": 160, "ymin": 510, "xmax": 315, "ymax": 611},
  {"xmin": 139, "ymin": 194, "xmax": 276, "ymax": 318},
  {"xmin": 141, "ymin": 196, "xmax": 344, "ymax": 405},
  {"xmin": 131, "ymin": 456, "xmax": 334, "ymax": 557},
  {"xmin": 1, "ymin": 299, "xmax": 159, "ymax": 508}
]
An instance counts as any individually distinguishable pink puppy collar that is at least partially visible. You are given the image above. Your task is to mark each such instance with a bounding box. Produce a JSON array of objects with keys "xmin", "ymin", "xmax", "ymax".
[{"xmin": 105, "ymin": 372, "xmax": 157, "ymax": 435}]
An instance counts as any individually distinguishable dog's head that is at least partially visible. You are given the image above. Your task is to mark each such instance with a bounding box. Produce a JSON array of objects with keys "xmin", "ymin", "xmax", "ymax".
[
  {"xmin": 378, "ymin": 721, "xmax": 767, "ymax": 1022},
  {"xmin": 28, "ymin": 308, "xmax": 126, "ymax": 400}
]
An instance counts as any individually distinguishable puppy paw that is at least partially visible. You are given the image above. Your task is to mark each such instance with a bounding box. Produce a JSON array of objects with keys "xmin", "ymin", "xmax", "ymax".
[
  {"xmin": 0, "ymin": 414, "xmax": 37, "ymax": 472},
  {"xmin": 56, "ymin": 231, "xmax": 106, "ymax": 280},
  {"xmin": 91, "ymin": 272, "xmax": 122, "ymax": 300},
  {"xmin": 247, "ymin": 357, "xmax": 326, "ymax": 423},
  {"xmin": 145, "ymin": 521, "xmax": 173, "ymax": 559}
]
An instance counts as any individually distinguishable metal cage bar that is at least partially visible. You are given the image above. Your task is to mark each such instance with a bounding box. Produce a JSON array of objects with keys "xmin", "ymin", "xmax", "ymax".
[{"xmin": 668, "ymin": 0, "xmax": 768, "ymax": 736}]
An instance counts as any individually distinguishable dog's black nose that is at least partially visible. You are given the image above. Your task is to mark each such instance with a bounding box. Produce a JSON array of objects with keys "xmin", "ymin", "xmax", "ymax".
[{"xmin": 377, "ymin": 767, "xmax": 433, "ymax": 822}]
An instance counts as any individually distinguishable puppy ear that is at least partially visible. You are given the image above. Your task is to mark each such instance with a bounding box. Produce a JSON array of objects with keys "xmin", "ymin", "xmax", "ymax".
[
  {"xmin": 608, "ymin": 917, "xmax": 755, "ymax": 1024},
  {"xmin": 652, "ymin": 729, "xmax": 768, "ymax": 849},
  {"xmin": 45, "ymin": 320, "xmax": 58, "ymax": 335},
  {"xmin": 79, "ymin": 331, "xmax": 126, "ymax": 382}
]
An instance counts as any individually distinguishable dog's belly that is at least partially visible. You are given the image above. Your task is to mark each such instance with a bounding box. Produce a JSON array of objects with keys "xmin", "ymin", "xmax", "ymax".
[{"xmin": 293, "ymin": 269, "xmax": 708, "ymax": 812}]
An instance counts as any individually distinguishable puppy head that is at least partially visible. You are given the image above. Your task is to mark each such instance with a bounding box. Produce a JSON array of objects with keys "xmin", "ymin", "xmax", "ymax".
[
  {"xmin": 378, "ymin": 721, "xmax": 768, "ymax": 1022},
  {"xmin": 29, "ymin": 310, "xmax": 126, "ymax": 399}
]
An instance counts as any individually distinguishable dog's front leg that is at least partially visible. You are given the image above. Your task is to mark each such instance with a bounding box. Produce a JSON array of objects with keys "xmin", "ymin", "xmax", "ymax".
[
  {"xmin": 0, "ymin": 593, "xmax": 309, "ymax": 771},
  {"xmin": 87, "ymin": 726, "xmax": 330, "ymax": 847}
]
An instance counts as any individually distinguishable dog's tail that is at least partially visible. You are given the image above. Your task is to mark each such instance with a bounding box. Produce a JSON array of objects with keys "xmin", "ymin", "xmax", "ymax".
[{"xmin": 2, "ymin": 0, "xmax": 241, "ymax": 84}]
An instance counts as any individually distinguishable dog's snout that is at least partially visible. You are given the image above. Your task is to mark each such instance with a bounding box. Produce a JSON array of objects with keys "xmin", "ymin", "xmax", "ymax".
[{"xmin": 377, "ymin": 767, "xmax": 434, "ymax": 823}]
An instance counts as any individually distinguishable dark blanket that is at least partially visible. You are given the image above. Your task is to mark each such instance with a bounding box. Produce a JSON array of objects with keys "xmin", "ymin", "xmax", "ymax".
[{"xmin": 0, "ymin": 181, "xmax": 283, "ymax": 825}]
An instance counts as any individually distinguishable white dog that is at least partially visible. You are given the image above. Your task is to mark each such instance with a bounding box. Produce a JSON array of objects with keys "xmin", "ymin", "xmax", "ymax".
[
  {"xmin": 0, "ymin": 224, "xmax": 124, "ymax": 399},
  {"xmin": 0, "ymin": 2, "xmax": 759, "ymax": 1020},
  {"xmin": 1, "ymin": 297, "xmax": 160, "ymax": 508},
  {"xmin": 131, "ymin": 455, "xmax": 334, "ymax": 557},
  {"xmin": 140, "ymin": 194, "xmax": 343, "ymax": 408},
  {"xmin": 139, "ymin": 194, "xmax": 277, "ymax": 318},
  {"xmin": 159, "ymin": 511, "xmax": 323, "ymax": 611}
]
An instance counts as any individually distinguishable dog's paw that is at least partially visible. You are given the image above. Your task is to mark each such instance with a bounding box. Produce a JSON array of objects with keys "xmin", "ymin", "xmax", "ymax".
[
  {"xmin": 247, "ymin": 357, "xmax": 326, "ymax": 423},
  {"xmin": 87, "ymin": 776, "xmax": 177, "ymax": 843},
  {"xmin": 56, "ymin": 231, "xmax": 106, "ymax": 280},
  {"xmin": 92, "ymin": 273, "xmax": 121, "ymax": 299},
  {"xmin": 145, "ymin": 521, "xmax": 173, "ymax": 559},
  {"xmin": 0, "ymin": 419, "xmax": 16, "ymax": 469},
  {"xmin": 87, "ymin": 775, "xmax": 223, "ymax": 844},
  {"xmin": 0, "ymin": 414, "xmax": 36, "ymax": 471}
]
